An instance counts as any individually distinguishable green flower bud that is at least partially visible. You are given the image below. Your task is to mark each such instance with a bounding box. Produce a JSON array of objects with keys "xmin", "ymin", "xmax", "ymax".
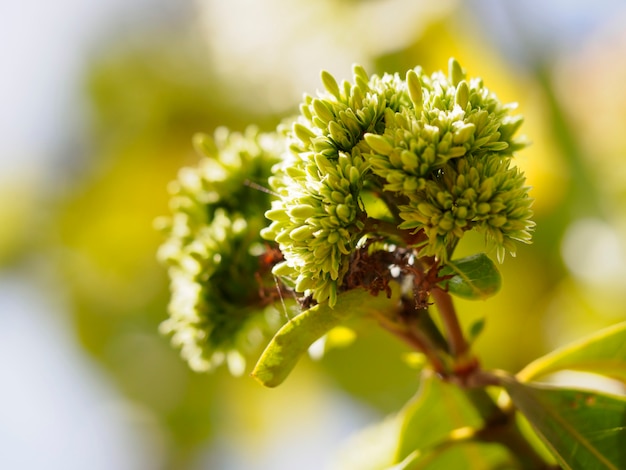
[
  {"xmin": 406, "ymin": 69, "xmax": 423, "ymax": 110},
  {"xmin": 321, "ymin": 69, "xmax": 342, "ymax": 100},
  {"xmin": 313, "ymin": 98, "xmax": 336, "ymax": 124},
  {"xmin": 289, "ymin": 225, "xmax": 316, "ymax": 241},
  {"xmin": 293, "ymin": 122, "xmax": 317, "ymax": 144},
  {"xmin": 449, "ymin": 57, "xmax": 465, "ymax": 86},
  {"xmin": 455, "ymin": 80, "xmax": 469, "ymax": 109},
  {"xmin": 288, "ymin": 204, "xmax": 317, "ymax": 219},
  {"xmin": 365, "ymin": 133, "xmax": 394, "ymax": 155}
]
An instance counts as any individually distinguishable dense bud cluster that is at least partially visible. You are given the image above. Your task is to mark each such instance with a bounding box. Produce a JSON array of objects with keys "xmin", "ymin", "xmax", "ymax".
[
  {"xmin": 157, "ymin": 127, "xmax": 286, "ymax": 373},
  {"xmin": 261, "ymin": 67, "xmax": 412, "ymax": 306},
  {"xmin": 364, "ymin": 61, "xmax": 531, "ymax": 261},
  {"xmin": 263, "ymin": 58, "xmax": 533, "ymax": 306},
  {"xmin": 398, "ymin": 154, "xmax": 534, "ymax": 262}
]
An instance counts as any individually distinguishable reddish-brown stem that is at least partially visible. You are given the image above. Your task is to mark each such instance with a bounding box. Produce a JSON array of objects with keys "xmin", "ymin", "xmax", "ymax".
[{"xmin": 431, "ymin": 286, "xmax": 469, "ymax": 359}]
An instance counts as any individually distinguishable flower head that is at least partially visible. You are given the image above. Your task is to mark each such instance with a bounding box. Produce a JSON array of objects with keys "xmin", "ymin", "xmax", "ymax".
[
  {"xmin": 262, "ymin": 59, "xmax": 533, "ymax": 306},
  {"xmin": 157, "ymin": 126, "xmax": 290, "ymax": 373},
  {"xmin": 397, "ymin": 153, "xmax": 534, "ymax": 262},
  {"xmin": 364, "ymin": 58, "xmax": 533, "ymax": 260},
  {"xmin": 262, "ymin": 65, "xmax": 410, "ymax": 306}
]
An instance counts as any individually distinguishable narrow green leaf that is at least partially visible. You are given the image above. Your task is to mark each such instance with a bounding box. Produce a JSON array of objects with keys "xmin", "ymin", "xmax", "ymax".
[
  {"xmin": 518, "ymin": 321, "xmax": 626, "ymax": 384},
  {"xmin": 439, "ymin": 253, "xmax": 501, "ymax": 300},
  {"xmin": 501, "ymin": 375, "xmax": 626, "ymax": 470},
  {"xmin": 251, "ymin": 286, "xmax": 400, "ymax": 387}
]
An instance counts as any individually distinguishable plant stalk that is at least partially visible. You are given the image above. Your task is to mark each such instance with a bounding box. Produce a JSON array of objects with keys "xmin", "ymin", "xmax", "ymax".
[{"xmin": 431, "ymin": 286, "xmax": 469, "ymax": 359}]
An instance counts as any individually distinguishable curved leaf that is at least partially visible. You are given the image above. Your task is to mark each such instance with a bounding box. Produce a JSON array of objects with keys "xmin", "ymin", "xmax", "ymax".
[
  {"xmin": 517, "ymin": 321, "xmax": 626, "ymax": 384},
  {"xmin": 501, "ymin": 375, "xmax": 626, "ymax": 470},
  {"xmin": 251, "ymin": 285, "xmax": 400, "ymax": 387},
  {"xmin": 439, "ymin": 253, "xmax": 501, "ymax": 300},
  {"xmin": 393, "ymin": 441, "xmax": 511, "ymax": 470},
  {"xmin": 393, "ymin": 371, "xmax": 515, "ymax": 469},
  {"xmin": 395, "ymin": 371, "xmax": 483, "ymax": 460}
]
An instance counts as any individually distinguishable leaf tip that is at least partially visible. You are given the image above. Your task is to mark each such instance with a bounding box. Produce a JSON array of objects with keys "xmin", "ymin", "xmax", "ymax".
[{"xmin": 250, "ymin": 368, "xmax": 279, "ymax": 388}]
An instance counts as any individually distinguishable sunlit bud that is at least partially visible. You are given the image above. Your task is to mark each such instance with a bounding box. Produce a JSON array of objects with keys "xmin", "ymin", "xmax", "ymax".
[
  {"xmin": 289, "ymin": 205, "xmax": 317, "ymax": 219},
  {"xmin": 313, "ymin": 98, "xmax": 335, "ymax": 124},
  {"xmin": 300, "ymin": 102, "xmax": 313, "ymax": 121},
  {"xmin": 352, "ymin": 64, "xmax": 370, "ymax": 90},
  {"xmin": 453, "ymin": 123, "xmax": 475, "ymax": 144},
  {"xmin": 294, "ymin": 122, "xmax": 317, "ymax": 144},
  {"xmin": 365, "ymin": 133, "xmax": 394, "ymax": 155},
  {"xmin": 455, "ymin": 80, "xmax": 469, "ymax": 109},
  {"xmin": 407, "ymin": 69, "xmax": 423, "ymax": 110},
  {"xmin": 321, "ymin": 70, "xmax": 342, "ymax": 100},
  {"xmin": 266, "ymin": 208, "xmax": 291, "ymax": 221},
  {"xmin": 449, "ymin": 58, "xmax": 465, "ymax": 86}
]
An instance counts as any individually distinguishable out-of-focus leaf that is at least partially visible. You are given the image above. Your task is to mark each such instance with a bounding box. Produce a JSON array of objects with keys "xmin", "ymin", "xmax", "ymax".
[
  {"xmin": 517, "ymin": 321, "xmax": 626, "ymax": 384},
  {"xmin": 392, "ymin": 441, "xmax": 511, "ymax": 470},
  {"xmin": 439, "ymin": 253, "xmax": 501, "ymax": 300},
  {"xmin": 393, "ymin": 371, "xmax": 514, "ymax": 468},
  {"xmin": 252, "ymin": 286, "xmax": 400, "ymax": 387},
  {"xmin": 468, "ymin": 317, "xmax": 487, "ymax": 343},
  {"xmin": 394, "ymin": 371, "xmax": 482, "ymax": 460},
  {"xmin": 319, "ymin": 320, "xmax": 423, "ymax": 413},
  {"xmin": 501, "ymin": 376, "xmax": 626, "ymax": 470},
  {"xmin": 332, "ymin": 372, "xmax": 510, "ymax": 470}
]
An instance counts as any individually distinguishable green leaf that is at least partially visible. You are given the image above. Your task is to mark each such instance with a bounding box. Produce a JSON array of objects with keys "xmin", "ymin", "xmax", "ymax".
[
  {"xmin": 501, "ymin": 375, "xmax": 626, "ymax": 470},
  {"xmin": 518, "ymin": 321, "xmax": 626, "ymax": 384},
  {"xmin": 392, "ymin": 442, "xmax": 511, "ymax": 470},
  {"xmin": 468, "ymin": 317, "xmax": 486, "ymax": 343},
  {"xmin": 439, "ymin": 253, "xmax": 502, "ymax": 300},
  {"xmin": 251, "ymin": 286, "xmax": 400, "ymax": 387},
  {"xmin": 393, "ymin": 371, "xmax": 514, "ymax": 469},
  {"xmin": 395, "ymin": 371, "xmax": 482, "ymax": 460}
]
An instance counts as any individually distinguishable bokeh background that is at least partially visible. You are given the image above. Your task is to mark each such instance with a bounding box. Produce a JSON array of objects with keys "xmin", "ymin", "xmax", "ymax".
[{"xmin": 2, "ymin": 0, "xmax": 626, "ymax": 468}]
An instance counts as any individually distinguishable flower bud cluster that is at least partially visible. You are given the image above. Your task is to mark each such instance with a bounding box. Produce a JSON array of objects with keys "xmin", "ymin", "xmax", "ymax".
[
  {"xmin": 262, "ymin": 66, "xmax": 410, "ymax": 306},
  {"xmin": 263, "ymin": 59, "xmax": 533, "ymax": 303},
  {"xmin": 398, "ymin": 154, "xmax": 534, "ymax": 262},
  {"xmin": 157, "ymin": 127, "xmax": 285, "ymax": 373},
  {"xmin": 364, "ymin": 59, "xmax": 533, "ymax": 260}
]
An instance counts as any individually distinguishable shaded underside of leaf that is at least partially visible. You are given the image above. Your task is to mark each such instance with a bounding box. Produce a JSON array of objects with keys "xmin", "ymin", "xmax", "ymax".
[
  {"xmin": 394, "ymin": 371, "xmax": 483, "ymax": 460},
  {"xmin": 393, "ymin": 371, "xmax": 516, "ymax": 469},
  {"xmin": 501, "ymin": 376, "xmax": 626, "ymax": 470},
  {"xmin": 439, "ymin": 253, "xmax": 502, "ymax": 300},
  {"xmin": 517, "ymin": 321, "xmax": 626, "ymax": 384},
  {"xmin": 393, "ymin": 441, "xmax": 512, "ymax": 470},
  {"xmin": 251, "ymin": 285, "xmax": 401, "ymax": 387}
]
